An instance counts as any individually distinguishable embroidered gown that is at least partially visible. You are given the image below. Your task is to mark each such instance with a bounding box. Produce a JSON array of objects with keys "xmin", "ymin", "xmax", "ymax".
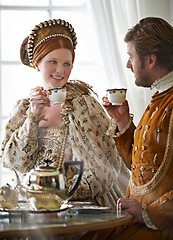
[{"xmin": 1, "ymin": 80, "xmax": 130, "ymax": 207}]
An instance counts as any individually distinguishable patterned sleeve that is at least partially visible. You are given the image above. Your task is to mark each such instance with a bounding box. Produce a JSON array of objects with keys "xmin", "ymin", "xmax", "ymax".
[
  {"xmin": 1, "ymin": 99, "xmax": 45, "ymax": 173},
  {"xmin": 67, "ymin": 94, "xmax": 130, "ymax": 206}
]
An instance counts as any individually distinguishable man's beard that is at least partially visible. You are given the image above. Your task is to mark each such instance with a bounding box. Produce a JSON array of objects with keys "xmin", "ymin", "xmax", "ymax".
[{"xmin": 135, "ymin": 71, "xmax": 152, "ymax": 88}]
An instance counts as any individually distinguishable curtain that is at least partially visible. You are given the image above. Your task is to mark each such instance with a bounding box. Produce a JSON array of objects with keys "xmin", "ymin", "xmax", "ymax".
[{"xmin": 88, "ymin": 0, "xmax": 173, "ymax": 124}]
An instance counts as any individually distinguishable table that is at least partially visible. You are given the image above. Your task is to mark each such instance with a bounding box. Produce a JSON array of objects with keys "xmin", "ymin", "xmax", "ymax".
[{"xmin": 0, "ymin": 203, "xmax": 132, "ymax": 239}]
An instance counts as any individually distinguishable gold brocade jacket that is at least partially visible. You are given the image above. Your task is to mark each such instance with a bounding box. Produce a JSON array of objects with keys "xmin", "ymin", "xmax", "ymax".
[
  {"xmin": 113, "ymin": 86, "xmax": 173, "ymax": 233},
  {"xmin": 1, "ymin": 80, "xmax": 130, "ymax": 207}
]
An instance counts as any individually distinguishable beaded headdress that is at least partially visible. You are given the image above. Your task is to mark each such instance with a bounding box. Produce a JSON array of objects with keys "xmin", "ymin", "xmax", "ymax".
[{"xmin": 21, "ymin": 19, "xmax": 77, "ymax": 67}]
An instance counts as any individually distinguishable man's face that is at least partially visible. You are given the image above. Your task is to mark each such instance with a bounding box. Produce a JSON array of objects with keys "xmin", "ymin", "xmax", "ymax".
[{"xmin": 126, "ymin": 41, "xmax": 153, "ymax": 87}]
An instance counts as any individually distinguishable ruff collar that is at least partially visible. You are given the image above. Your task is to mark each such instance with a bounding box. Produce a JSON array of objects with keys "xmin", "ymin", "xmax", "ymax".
[{"xmin": 150, "ymin": 71, "xmax": 173, "ymax": 92}]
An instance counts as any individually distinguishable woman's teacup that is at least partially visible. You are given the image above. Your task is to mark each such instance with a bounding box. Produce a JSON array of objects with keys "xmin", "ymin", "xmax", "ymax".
[
  {"xmin": 106, "ymin": 88, "xmax": 127, "ymax": 105},
  {"xmin": 47, "ymin": 87, "xmax": 66, "ymax": 104}
]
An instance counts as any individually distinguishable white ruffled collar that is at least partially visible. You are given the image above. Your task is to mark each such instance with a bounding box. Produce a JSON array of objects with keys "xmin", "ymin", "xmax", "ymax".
[{"xmin": 150, "ymin": 71, "xmax": 173, "ymax": 92}]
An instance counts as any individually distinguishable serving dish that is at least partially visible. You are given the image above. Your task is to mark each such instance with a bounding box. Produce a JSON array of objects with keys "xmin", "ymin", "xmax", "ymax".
[{"xmin": 0, "ymin": 200, "xmax": 69, "ymax": 214}]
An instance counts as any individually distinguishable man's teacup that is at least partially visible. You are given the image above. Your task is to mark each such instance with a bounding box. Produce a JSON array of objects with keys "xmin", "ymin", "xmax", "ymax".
[
  {"xmin": 47, "ymin": 87, "xmax": 66, "ymax": 104},
  {"xmin": 106, "ymin": 88, "xmax": 127, "ymax": 105}
]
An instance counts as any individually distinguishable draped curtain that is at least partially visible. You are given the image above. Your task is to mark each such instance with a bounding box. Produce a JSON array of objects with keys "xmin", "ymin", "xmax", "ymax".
[{"xmin": 88, "ymin": 0, "xmax": 173, "ymax": 124}]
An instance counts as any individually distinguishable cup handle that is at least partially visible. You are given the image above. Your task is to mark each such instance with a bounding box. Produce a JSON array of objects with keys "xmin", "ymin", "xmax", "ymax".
[{"xmin": 64, "ymin": 161, "xmax": 84, "ymax": 198}]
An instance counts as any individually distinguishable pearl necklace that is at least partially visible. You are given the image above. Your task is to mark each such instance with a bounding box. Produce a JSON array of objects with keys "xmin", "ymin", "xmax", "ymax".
[{"xmin": 57, "ymin": 126, "xmax": 68, "ymax": 169}]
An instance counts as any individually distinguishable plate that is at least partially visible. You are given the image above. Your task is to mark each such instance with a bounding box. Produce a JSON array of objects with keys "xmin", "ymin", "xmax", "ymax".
[
  {"xmin": 71, "ymin": 205, "xmax": 112, "ymax": 214},
  {"xmin": 68, "ymin": 201, "xmax": 93, "ymax": 206},
  {"xmin": 0, "ymin": 201, "xmax": 69, "ymax": 214}
]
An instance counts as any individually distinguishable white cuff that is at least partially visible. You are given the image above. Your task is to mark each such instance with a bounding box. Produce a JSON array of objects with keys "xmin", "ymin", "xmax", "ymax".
[
  {"xmin": 142, "ymin": 204, "xmax": 158, "ymax": 230},
  {"xmin": 106, "ymin": 114, "xmax": 134, "ymax": 138}
]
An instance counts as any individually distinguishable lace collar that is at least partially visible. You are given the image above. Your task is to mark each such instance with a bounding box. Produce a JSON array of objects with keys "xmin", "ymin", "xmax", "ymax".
[{"xmin": 61, "ymin": 80, "xmax": 95, "ymax": 126}]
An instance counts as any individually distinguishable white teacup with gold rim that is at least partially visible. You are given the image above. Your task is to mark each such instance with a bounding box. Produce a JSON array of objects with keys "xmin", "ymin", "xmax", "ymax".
[
  {"xmin": 106, "ymin": 88, "xmax": 127, "ymax": 105},
  {"xmin": 47, "ymin": 87, "xmax": 66, "ymax": 105}
]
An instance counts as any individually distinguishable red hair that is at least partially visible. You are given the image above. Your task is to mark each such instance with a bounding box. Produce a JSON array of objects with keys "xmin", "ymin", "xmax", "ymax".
[{"xmin": 33, "ymin": 37, "xmax": 75, "ymax": 67}]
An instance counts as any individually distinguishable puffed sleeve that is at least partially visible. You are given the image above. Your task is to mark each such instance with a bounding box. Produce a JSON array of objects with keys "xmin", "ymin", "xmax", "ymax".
[
  {"xmin": 67, "ymin": 94, "xmax": 130, "ymax": 206},
  {"xmin": 1, "ymin": 99, "xmax": 45, "ymax": 173}
]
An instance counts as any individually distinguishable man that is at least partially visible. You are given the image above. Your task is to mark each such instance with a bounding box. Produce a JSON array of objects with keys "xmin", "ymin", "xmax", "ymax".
[{"xmin": 80, "ymin": 17, "xmax": 173, "ymax": 240}]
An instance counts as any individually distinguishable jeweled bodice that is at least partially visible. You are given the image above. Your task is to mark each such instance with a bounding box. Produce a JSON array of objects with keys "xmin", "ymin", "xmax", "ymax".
[{"xmin": 36, "ymin": 126, "xmax": 72, "ymax": 167}]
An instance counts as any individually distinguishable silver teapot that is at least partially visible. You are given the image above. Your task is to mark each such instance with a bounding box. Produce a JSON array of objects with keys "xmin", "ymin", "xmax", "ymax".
[{"xmin": 14, "ymin": 159, "xmax": 84, "ymax": 210}]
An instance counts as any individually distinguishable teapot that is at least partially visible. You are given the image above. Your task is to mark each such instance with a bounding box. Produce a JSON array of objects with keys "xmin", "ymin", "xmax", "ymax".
[{"xmin": 14, "ymin": 159, "xmax": 84, "ymax": 210}]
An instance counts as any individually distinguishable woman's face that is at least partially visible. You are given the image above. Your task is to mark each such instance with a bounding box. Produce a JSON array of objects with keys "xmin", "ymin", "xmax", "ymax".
[{"xmin": 38, "ymin": 48, "xmax": 73, "ymax": 89}]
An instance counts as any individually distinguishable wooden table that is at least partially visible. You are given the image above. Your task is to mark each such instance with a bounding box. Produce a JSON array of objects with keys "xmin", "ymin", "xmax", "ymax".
[{"xmin": 0, "ymin": 204, "xmax": 132, "ymax": 239}]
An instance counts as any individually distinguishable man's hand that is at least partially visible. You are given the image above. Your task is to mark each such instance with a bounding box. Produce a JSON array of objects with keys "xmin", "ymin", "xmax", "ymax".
[
  {"xmin": 102, "ymin": 97, "xmax": 130, "ymax": 132},
  {"xmin": 117, "ymin": 198, "xmax": 144, "ymax": 223}
]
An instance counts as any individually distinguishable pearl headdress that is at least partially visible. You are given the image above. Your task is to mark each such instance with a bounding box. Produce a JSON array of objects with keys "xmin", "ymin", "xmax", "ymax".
[{"xmin": 26, "ymin": 19, "xmax": 77, "ymax": 67}]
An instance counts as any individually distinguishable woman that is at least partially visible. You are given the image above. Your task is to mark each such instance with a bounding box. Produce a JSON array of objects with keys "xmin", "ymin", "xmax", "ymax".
[{"xmin": 1, "ymin": 18, "xmax": 130, "ymax": 207}]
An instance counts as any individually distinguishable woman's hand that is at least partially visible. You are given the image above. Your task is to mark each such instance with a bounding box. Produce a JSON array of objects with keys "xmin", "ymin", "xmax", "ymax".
[
  {"xmin": 117, "ymin": 198, "xmax": 144, "ymax": 224},
  {"xmin": 29, "ymin": 90, "xmax": 51, "ymax": 116},
  {"xmin": 102, "ymin": 97, "xmax": 130, "ymax": 132}
]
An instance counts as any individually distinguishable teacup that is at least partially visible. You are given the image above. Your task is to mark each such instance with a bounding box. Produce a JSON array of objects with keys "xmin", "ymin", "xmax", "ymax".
[
  {"xmin": 106, "ymin": 88, "xmax": 127, "ymax": 105},
  {"xmin": 47, "ymin": 87, "xmax": 66, "ymax": 104}
]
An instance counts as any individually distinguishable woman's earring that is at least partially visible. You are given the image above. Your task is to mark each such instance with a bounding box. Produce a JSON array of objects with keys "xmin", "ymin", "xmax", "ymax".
[{"xmin": 35, "ymin": 64, "xmax": 40, "ymax": 72}]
